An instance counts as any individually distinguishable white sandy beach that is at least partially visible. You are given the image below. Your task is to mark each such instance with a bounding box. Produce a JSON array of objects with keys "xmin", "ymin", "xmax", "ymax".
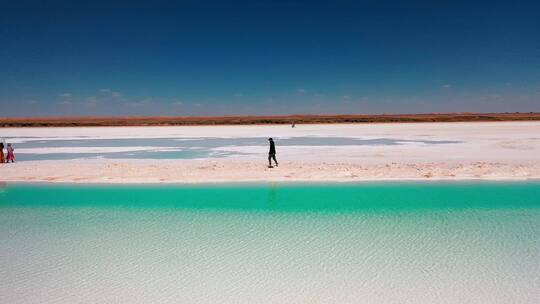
[{"xmin": 1, "ymin": 121, "xmax": 540, "ymax": 183}]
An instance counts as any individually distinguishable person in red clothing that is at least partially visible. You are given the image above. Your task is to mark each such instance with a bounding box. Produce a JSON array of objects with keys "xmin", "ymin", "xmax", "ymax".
[{"xmin": 6, "ymin": 143, "xmax": 15, "ymax": 163}]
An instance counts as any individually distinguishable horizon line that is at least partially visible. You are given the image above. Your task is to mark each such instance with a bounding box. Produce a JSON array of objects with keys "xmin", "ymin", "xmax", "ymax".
[{"xmin": 1, "ymin": 112, "xmax": 539, "ymax": 127}]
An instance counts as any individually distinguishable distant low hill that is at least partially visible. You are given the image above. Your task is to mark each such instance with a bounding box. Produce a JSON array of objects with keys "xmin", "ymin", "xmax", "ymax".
[{"xmin": 1, "ymin": 113, "xmax": 539, "ymax": 127}]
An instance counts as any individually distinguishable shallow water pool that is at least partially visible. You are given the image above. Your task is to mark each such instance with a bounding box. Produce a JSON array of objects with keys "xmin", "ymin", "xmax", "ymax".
[{"xmin": 1, "ymin": 182, "xmax": 539, "ymax": 303}]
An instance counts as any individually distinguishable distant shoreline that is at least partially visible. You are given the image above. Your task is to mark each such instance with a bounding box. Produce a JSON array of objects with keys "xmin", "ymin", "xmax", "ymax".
[{"xmin": 1, "ymin": 112, "xmax": 539, "ymax": 127}]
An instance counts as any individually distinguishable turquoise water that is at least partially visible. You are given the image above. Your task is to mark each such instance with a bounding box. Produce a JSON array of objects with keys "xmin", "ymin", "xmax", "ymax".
[
  {"xmin": 2, "ymin": 182, "xmax": 539, "ymax": 211},
  {"xmin": 1, "ymin": 182, "xmax": 539, "ymax": 303}
]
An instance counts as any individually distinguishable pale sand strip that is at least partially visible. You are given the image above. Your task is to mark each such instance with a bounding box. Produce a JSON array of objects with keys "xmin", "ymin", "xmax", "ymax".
[
  {"xmin": 1, "ymin": 159, "xmax": 539, "ymax": 184},
  {"xmin": 1, "ymin": 121, "xmax": 539, "ymax": 183}
]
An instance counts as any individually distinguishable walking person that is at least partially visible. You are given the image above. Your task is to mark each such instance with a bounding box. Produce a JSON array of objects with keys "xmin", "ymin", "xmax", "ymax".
[
  {"xmin": 6, "ymin": 143, "xmax": 15, "ymax": 163},
  {"xmin": 268, "ymin": 138, "xmax": 278, "ymax": 168},
  {"xmin": 0, "ymin": 142, "xmax": 4, "ymax": 163}
]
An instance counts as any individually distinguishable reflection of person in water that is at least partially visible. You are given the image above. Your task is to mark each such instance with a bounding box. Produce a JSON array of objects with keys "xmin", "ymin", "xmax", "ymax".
[
  {"xmin": 267, "ymin": 183, "xmax": 278, "ymax": 208},
  {"xmin": 268, "ymin": 138, "xmax": 278, "ymax": 168}
]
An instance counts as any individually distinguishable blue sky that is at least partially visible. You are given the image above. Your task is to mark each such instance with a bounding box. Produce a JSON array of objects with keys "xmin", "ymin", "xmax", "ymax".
[{"xmin": 1, "ymin": 0, "xmax": 539, "ymax": 117}]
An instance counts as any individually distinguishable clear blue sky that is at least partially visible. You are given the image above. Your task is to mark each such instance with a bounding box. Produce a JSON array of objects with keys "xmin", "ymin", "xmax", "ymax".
[{"xmin": 1, "ymin": 1, "xmax": 539, "ymax": 117}]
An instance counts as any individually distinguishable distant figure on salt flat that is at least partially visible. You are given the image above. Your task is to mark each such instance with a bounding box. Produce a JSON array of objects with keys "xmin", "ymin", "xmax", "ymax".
[
  {"xmin": 268, "ymin": 138, "xmax": 278, "ymax": 168},
  {"xmin": 6, "ymin": 143, "xmax": 15, "ymax": 163},
  {"xmin": 291, "ymin": 121, "xmax": 295, "ymax": 128},
  {"xmin": 0, "ymin": 142, "xmax": 4, "ymax": 163}
]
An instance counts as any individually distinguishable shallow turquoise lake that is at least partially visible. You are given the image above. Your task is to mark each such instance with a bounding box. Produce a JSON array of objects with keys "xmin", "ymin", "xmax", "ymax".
[{"xmin": 1, "ymin": 182, "xmax": 539, "ymax": 303}]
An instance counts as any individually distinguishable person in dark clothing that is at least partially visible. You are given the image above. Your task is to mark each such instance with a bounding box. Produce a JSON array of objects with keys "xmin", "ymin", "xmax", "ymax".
[
  {"xmin": 268, "ymin": 138, "xmax": 278, "ymax": 168},
  {"xmin": 0, "ymin": 143, "xmax": 4, "ymax": 163}
]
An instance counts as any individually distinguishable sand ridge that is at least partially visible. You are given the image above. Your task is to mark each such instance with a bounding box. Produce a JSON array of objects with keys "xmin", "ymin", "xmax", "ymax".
[{"xmin": 1, "ymin": 159, "xmax": 539, "ymax": 184}]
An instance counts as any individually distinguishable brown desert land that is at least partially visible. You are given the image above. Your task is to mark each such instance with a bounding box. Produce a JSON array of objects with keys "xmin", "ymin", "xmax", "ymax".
[{"xmin": 1, "ymin": 112, "xmax": 539, "ymax": 127}]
